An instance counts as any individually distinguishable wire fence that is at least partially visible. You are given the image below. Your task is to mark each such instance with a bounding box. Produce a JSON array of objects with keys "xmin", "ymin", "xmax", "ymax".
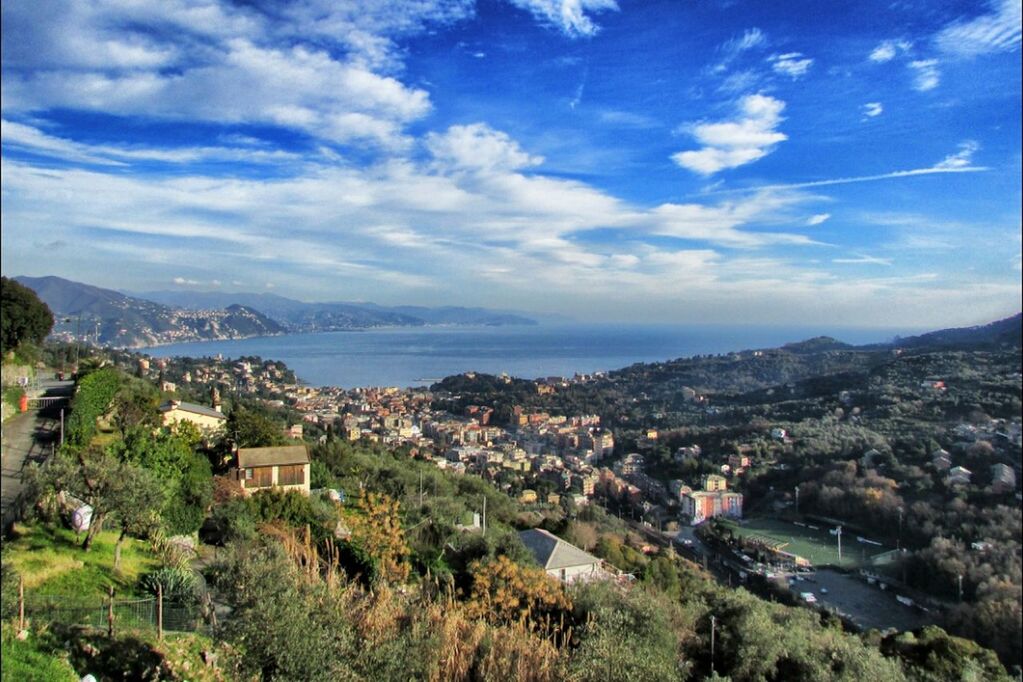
[{"xmin": 17, "ymin": 580, "xmax": 208, "ymax": 637}]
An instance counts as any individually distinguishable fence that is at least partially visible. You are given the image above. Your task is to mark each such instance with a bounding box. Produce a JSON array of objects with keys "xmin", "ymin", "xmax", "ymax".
[{"xmin": 15, "ymin": 578, "xmax": 207, "ymax": 638}]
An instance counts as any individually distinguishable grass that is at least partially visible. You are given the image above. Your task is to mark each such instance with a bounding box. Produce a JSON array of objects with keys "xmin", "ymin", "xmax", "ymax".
[
  {"xmin": 5, "ymin": 522, "xmax": 160, "ymax": 599},
  {"xmin": 720, "ymin": 517, "xmax": 889, "ymax": 568},
  {"xmin": 1, "ymin": 624, "xmax": 79, "ymax": 682}
]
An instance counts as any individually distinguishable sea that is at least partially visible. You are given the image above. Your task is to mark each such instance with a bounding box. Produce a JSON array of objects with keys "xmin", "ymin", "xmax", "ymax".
[{"xmin": 148, "ymin": 323, "xmax": 912, "ymax": 389}]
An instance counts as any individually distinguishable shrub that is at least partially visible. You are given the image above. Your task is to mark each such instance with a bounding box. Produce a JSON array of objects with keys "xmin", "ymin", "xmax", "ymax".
[{"xmin": 139, "ymin": 566, "xmax": 201, "ymax": 604}]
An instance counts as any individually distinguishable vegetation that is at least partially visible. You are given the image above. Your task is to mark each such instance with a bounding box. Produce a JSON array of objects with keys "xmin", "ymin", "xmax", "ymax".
[
  {"xmin": 4, "ymin": 332, "xmax": 1018, "ymax": 679},
  {"xmin": 64, "ymin": 367, "xmax": 122, "ymax": 446},
  {"xmin": 1, "ymin": 623, "xmax": 78, "ymax": 682},
  {"xmin": 1, "ymin": 276, "xmax": 54, "ymax": 357}
]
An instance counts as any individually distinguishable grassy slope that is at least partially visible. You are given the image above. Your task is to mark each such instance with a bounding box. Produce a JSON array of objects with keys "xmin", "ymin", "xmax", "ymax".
[
  {"xmin": 6, "ymin": 522, "xmax": 159, "ymax": 598},
  {"xmin": 1, "ymin": 624, "xmax": 78, "ymax": 682}
]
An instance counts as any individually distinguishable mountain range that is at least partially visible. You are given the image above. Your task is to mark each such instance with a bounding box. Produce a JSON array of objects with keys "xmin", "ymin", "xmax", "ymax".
[{"xmin": 15, "ymin": 276, "xmax": 537, "ymax": 348}]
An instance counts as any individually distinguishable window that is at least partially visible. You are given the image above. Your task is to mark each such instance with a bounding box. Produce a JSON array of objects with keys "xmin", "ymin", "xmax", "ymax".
[
  {"xmin": 246, "ymin": 466, "xmax": 273, "ymax": 488},
  {"xmin": 278, "ymin": 464, "xmax": 305, "ymax": 486}
]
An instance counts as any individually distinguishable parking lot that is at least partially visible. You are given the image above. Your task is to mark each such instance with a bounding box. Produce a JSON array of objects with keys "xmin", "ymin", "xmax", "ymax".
[{"xmin": 795, "ymin": 569, "xmax": 934, "ymax": 632}]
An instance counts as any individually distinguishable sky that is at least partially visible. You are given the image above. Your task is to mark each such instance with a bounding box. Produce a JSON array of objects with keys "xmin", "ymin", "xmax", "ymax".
[{"xmin": 1, "ymin": 0, "xmax": 1020, "ymax": 328}]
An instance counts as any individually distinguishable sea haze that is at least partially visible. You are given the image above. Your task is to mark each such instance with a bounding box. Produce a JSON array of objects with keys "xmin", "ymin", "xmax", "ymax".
[{"xmin": 147, "ymin": 323, "xmax": 914, "ymax": 389}]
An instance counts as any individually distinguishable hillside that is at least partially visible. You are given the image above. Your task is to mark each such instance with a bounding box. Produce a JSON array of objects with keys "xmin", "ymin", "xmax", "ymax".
[
  {"xmin": 889, "ymin": 313, "xmax": 1022, "ymax": 350},
  {"xmin": 15, "ymin": 276, "xmax": 284, "ymax": 348},
  {"xmin": 135, "ymin": 289, "xmax": 538, "ymax": 329}
]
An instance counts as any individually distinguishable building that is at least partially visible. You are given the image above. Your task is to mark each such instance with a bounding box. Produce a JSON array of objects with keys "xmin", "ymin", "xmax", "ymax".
[
  {"xmin": 614, "ymin": 453, "xmax": 645, "ymax": 477},
  {"xmin": 518, "ymin": 528, "xmax": 606, "ymax": 583},
  {"xmin": 991, "ymin": 463, "xmax": 1017, "ymax": 493},
  {"xmin": 681, "ymin": 490, "xmax": 743, "ymax": 524},
  {"xmin": 946, "ymin": 466, "xmax": 972, "ymax": 486},
  {"xmin": 728, "ymin": 454, "xmax": 751, "ymax": 470},
  {"xmin": 159, "ymin": 400, "xmax": 226, "ymax": 433},
  {"xmin": 519, "ymin": 489, "xmax": 538, "ymax": 504},
  {"xmin": 931, "ymin": 449, "xmax": 952, "ymax": 471},
  {"xmin": 703, "ymin": 474, "xmax": 727, "ymax": 492},
  {"xmin": 235, "ymin": 445, "xmax": 311, "ymax": 496}
]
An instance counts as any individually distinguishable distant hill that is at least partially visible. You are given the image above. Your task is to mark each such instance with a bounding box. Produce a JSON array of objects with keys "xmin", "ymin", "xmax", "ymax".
[
  {"xmin": 11, "ymin": 275, "xmax": 538, "ymax": 347},
  {"xmin": 15, "ymin": 276, "xmax": 284, "ymax": 348},
  {"xmin": 886, "ymin": 313, "xmax": 1022, "ymax": 350},
  {"xmin": 134, "ymin": 290, "xmax": 537, "ymax": 329},
  {"xmin": 781, "ymin": 336, "xmax": 855, "ymax": 354}
]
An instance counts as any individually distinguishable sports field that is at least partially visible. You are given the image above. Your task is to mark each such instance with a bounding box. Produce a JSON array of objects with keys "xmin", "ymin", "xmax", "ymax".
[{"xmin": 719, "ymin": 517, "xmax": 889, "ymax": 568}]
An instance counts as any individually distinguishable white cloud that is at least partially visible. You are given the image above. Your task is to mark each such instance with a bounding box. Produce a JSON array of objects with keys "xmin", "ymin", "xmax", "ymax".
[
  {"xmin": 723, "ymin": 28, "xmax": 766, "ymax": 54},
  {"xmin": 909, "ymin": 59, "xmax": 941, "ymax": 91},
  {"xmin": 862, "ymin": 102, "xmax": 883, "ymax": 118},
  {"xmin": 173, "ymin": 277, "xmax": 201, "ymax": 286},
  {"xmin": 426, "ymin": 124, "xmax": 544, "ymax": 172},
  {"xmin": 769, "ymin": 52, "xmax": 813, "ymax": 78},
  {"xmin": 935, "ymin": 0, "xmax": 1021, "ymax": 56},
  {"xmin": 506, "ymin": 0, "xmax": 619, "ymax": 38},
  {"xmin": 806, "ymin": 213, "xmax": 831, "ymax": 226},
  {"xmin": 869, "ymin": 41, "xmax": 899, "ymax": 62},
  {"xmin": 1, "ymin": 3, "xmax": 436, "ymax": 149},
  {"xmin": 672, "ymin": 94, "xmax": 787, "ymax": 175},
  {"xmin": 833, "ymin": 255, "xmax": 893, "ymax": 266},
  {"xmin": 1, "ymin": 118, "xmax": 302, "ymax": 166},
  {"xmin": 934, "ymin": 140, "xmax": 980, "ymax": 169}
]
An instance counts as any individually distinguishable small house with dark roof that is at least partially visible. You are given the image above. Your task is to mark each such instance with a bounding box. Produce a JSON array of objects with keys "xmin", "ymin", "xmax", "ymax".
[
  {"xmin": 159, "ymin": 400, "xmax": 226, "ymax": 432},
  {"xmin": 235, "ymin": 445, "xmax": 311, "ymax": 496},
  {"xmin": 518, "ymin": 528, "xmax": 606, "ymax": 583}
]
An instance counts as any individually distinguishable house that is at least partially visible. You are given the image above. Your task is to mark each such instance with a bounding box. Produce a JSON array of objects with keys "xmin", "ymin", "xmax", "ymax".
[
  {"xmin": 931, "ymin": 449, "xmax": 952, "ymax": 471},
  {"xmin": 159, "ymin": 400, "xmax": 226, "ymax": 433},
  {"xmin": 518, "ymin": 528, "xmax": 606, "ymax": 583},
  {"xmin": 728, "ymin": 454, "xmax": 751, "ymax": 470},
  {"xmin": 771, "ymin": 427, "xmax": 787, "ymax": 441},
  {"xmin": 235, "ymin": 445, "xmax": 311, "ymax": 496},
  {"xmin": 946, "ymin": 466, "xmax": 972, "ymax": 486},
  {"xmin": 990, "ymin": 464, "xmax": 1017, "ymax": 493}
]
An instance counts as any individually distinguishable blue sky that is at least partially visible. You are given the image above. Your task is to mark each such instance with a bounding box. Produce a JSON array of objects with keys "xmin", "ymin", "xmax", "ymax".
[{"xmin": 1, "ymin": 0, "xmax": 1020, "ymax": 328}]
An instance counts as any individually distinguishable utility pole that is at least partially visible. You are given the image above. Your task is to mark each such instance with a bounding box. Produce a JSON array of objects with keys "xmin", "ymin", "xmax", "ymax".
[
  {"xmin": 897, "ymin": 507, "xmax": 904, "ymax": 550},
  {"xmin": 834, "ymin": 525, "xmax": 843, "ymax": 563},
  {"xmin": 60, "ymin": 408, "xmax": 65, "ymax": 446}
]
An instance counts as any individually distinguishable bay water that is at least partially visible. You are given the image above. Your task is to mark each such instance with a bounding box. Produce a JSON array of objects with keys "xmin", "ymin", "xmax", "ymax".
[{"xmin": 148, "ymin": 323, "xmax": 909, "ymax": 389}]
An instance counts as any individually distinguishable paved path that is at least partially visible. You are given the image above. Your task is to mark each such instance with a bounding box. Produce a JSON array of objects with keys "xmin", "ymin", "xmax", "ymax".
[{"xmin": 1, "ymin": 379, "xmax": 74, "ymax": 533}]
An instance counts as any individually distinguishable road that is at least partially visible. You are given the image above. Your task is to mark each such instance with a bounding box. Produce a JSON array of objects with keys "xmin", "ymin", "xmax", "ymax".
[
  {"xmin": 1, "ymin": 379, "xmax": 74, "ymax": 533},
  {"xmin": 797, "ymin": 568, "xmax": 932, "ymax": 632}
]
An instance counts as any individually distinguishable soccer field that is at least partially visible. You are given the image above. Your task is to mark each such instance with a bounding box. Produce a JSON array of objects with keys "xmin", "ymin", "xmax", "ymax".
[{"xmin": 719, "ymin": 517, "xmax": 889, "ymax": 568}]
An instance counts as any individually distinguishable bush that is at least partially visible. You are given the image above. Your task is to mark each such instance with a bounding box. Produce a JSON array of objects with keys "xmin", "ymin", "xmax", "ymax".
[
  {"xmin": 139, "ymin": 566, "xmax": 201, "ymax": 604},
  {"xmin": 65, "ymin": 368, "xmax": 122, "ymax": 446}
]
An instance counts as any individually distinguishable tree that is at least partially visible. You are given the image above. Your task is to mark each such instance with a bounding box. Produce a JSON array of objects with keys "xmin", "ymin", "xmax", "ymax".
[
  {"xmin": 112, "ymin": 427, "xmax": 213, "ymax": 535},
  {"xmin": 110, "ymin": 465, "xmax": 163, "ymax": 571},
  {"xmin": 0, "ymin": 276, "xmax": 54, "ymax": 355},
  {"xmin": 466, "ymin": 555, "xmax": 571, "ymax": 632},
  {"xmin": 343, "ymin": 492, "xmax": 410, "ymax": 584},
  {"xmin": 37, "ymin": 447, "xmax": 151, "ymax": 551},
  {"xmin": 223, "ymin": 407, "xmax": 287, "ymax": 450},
  {"xmin": 111, "ymin": 377, "xmax": 161, "ymax": 436}
]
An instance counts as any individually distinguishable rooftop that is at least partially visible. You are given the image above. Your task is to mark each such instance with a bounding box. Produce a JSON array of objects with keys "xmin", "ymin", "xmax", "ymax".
[
  {"xmin": 238, "ymin": 445, "xmax": 310, "ymax": 468},
  {"xmin": 519, "ymin": 528, "xmax": 600, "ymax": 570},
  {"xmin": 159, "ymin": 400, "xmax": 225, "ymax": 420}
]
